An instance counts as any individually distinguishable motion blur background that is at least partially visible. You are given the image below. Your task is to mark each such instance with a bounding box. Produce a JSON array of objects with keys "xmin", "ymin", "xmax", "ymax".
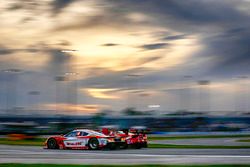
[{"xmin": 1, "ymin": 0, "xmax": 250, "ymax": 136}]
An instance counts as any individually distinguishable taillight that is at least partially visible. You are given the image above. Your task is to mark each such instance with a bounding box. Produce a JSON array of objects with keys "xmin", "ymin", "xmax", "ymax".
[{"xmin": 108, "ymin": 138, "xmax": 114, "ymax": 142}]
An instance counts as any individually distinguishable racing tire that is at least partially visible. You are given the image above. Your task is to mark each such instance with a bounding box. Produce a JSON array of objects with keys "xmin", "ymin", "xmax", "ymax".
[
  {"xmin": 135, "ymin": 143, "xmax": 142, "ymax": 149},
  {"xmin": 88, "ymin": 138, "xmax": 99, "ymax": 150},
  {"xmin": 142, "ymin": 142, "xmax": 148, "ymax": 148},
  {"xmin": 120, "ymin": 143, "xmax": 128, "ymax": 149},
  {"xmin": 108, "ymin": 143, "xmax": 117, "ymax": 150},
  {"xmin": 47, "ymin": 138, "xmax": 59, "ymax": 149}
]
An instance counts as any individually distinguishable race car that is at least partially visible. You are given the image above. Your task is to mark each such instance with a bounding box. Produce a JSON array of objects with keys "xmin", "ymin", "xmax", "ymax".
[
  {"xmin": 120, "ymin": 129, "xmax": 148, "ymax": 149},
  {"xmin": 44, "ymin": 129, "xmax": 126, "ymax": 150},
  {"xmin": 101, "ymin": 127, "xmax": 148, "ymax": 149}
]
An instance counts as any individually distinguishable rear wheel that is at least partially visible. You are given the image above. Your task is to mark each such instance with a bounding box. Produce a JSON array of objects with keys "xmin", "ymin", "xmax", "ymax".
[
  {"xmin": 135, "ymin": 143, "xmax": 142, "ymax": 149},
  {"xmin": 88, "ymin": 138, "xmax": 99, "ymax": 150},
  {"xmin": 120, "ymin": 143, "xmax": 128, "ymax": 149},
  {"xmin": 47, "ymin": 138, "xmax": 58, "ymax": 149},
  {"xmin": 108, "ymin": 143, "xmax": 117, "ymax": 150}
]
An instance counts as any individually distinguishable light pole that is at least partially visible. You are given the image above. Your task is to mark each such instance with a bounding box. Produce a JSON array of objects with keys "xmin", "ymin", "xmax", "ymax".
[
  {"xmin": 197, "ymin": 80, "xmax": 211, "ymax": 113},
  {"xmin": 1, "ymin": 69, "xmax": 23, "ymax": 114},
  {"xmin": 233, "ymin": 76, "xmax": 248, "ymax": 113},
  {"xmin": 179, "ymin": 75, "xmax": 193, "ymax": 112},
  {"xmin": 65, "ymin": 72, "xmax": 78, "ymax": 111},
  {"xmin": 27, "ymin": 90, "xmax": 41, "ymax": 112},
  {"xmin": 184, "ymin": 75, "xmax": 193, "ymax": 112},
  {"xmin": 125, "ymin": 74, "xmax": 144, "ymax": 110},
  {"xmin": 56, "ymin": 49, "xmax": 78, "ymax": 115},
  {"xmin": 54, "ymin": 75, "xmax": 67, "ymax": 114},
  {"xmin": 54, "ymin": 72, "xmax": 78, "ymax": 114}
]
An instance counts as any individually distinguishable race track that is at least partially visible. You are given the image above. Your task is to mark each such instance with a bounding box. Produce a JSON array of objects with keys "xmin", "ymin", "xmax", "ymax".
[{"xmin": 0, "ymin": 145, "xmax": 250, "ymax": 164}]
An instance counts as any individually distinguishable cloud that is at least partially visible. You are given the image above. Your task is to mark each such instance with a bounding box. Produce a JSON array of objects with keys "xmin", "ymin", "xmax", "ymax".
[
  {"xmin": 140, "ymin": 43, "xmax": 168, "ymax": 50},
  {"xmin": 41, "ymin": 103, "xmax": 102, "ymax": 114},
  {"xmin": 0, "ymin": 47, "xmax": 13, "ymax": 55},
  {"xmin": 53, "ymin": 13, "xmax": 137, "ymax": 32},
  {"xmin": 101, "ymin": 43, "xmax": 120, "ymax": 47},
  {"xmin": 105, "ymin": 0, "xmax": 250, "ymax": 76},
  {"xmin": 202, "ymin": 27, "xmax": 250, "ymax": 76},
  {"xmin": 0, "ymin": 45, "xmax": 40, "ymax": 56},
  {"xmin": 44, "ymin": 48, "xmax": 73, "ymax": 75},
  {"xmin": 7, "ymin": 3, "xmax": 23, "ymax": 11},
  {"xmin": 56, "ymin": 40, "xmax": 72, "ymax": 46},
  {"xmin": 85, "ymin": 88, "xmax": 120, "ymax": 99},
  {"xmin": 78, "ymin": 67, "xmax": 150, "ymax": 90},
  {"xmin": 50, "ymin": 0, "xmax": 76, "ymax": 15},
  {"xmin": 108, "ymin": 0, "xmax": 248, "ymax": 30},
  {"xmin": 2, "ymin": 0, "xmax": 250, "ymax": 113},
  {"xmin": 162, "ymin": 34, "xmax": 187, "ymax": 41},
  {"xmin": 136, "ymin": 56, "xmax": 163, "ymax": 65},
  {"xmin": 1, "ymin": 43, "xmax": 73, "ymax": 75}
]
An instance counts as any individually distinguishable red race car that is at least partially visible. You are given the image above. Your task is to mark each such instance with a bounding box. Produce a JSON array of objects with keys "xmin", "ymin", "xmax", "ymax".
[
  {"xmin": 121, "ymin": 128, "xmax": 148, "ymax": 149},
  {"xmin": 44, "ymin": 129, "xmax": 126, "ymax": 150},
  {"xmin": 101, "ymin": 127, "xmax": 148, "ymax": 149}
]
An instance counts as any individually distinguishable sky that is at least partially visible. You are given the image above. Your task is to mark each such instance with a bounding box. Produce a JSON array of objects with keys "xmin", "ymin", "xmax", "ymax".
[{"xmin": 1, "ymin": 0, "xmax": 250, "ymax": 115}]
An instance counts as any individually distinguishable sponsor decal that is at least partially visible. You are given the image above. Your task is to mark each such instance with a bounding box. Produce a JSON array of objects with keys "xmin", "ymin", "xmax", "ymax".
[
  {"xmin": 66, "ymin": 142, "xmax": 83, "ymax": 146},
  {"xmin": 64, "ymin": 139, "xmax": 87, "ymax": 146}
]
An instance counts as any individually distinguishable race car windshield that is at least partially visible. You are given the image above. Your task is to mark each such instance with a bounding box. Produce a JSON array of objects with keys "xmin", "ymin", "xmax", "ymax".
[
  {"xmin": 117, "ymin": 131, "xmax": 125, "ymax": 134},
  {"xmin": 64, "ymin": 131, "xmax": 77, "ymax": 137}
]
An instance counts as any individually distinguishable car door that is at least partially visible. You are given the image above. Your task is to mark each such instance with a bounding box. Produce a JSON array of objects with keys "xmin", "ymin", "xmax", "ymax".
[
  {"xmin": 76, "ymin": 131, "xmax": 89, "ymax": 147},
  {"xmin": 63, "ymin": 131, "xmax": 79, "ymax": 148}
]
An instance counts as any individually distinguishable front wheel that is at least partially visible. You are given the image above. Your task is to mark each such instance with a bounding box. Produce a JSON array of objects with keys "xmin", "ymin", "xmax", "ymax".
[
  {"xmin": 47, "ymin": 138, "xmax": 58, "ymax": 149},
  {"xmin": 88, "ymin": 138, "xmax": 99, "ymax": 150}
]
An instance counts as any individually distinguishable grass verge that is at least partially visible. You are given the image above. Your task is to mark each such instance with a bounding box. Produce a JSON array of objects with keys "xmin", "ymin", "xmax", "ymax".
[
  {"xmin": 0, "ymin": 164, "xmax": 250, "ymax": 167},
  {"xmin": 0, "ymin": 138, "xmax": 44, "ymax": 146},
  {"xmin": 237, "ymin": 139, "xmax": 250, "ymax": 143}
]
